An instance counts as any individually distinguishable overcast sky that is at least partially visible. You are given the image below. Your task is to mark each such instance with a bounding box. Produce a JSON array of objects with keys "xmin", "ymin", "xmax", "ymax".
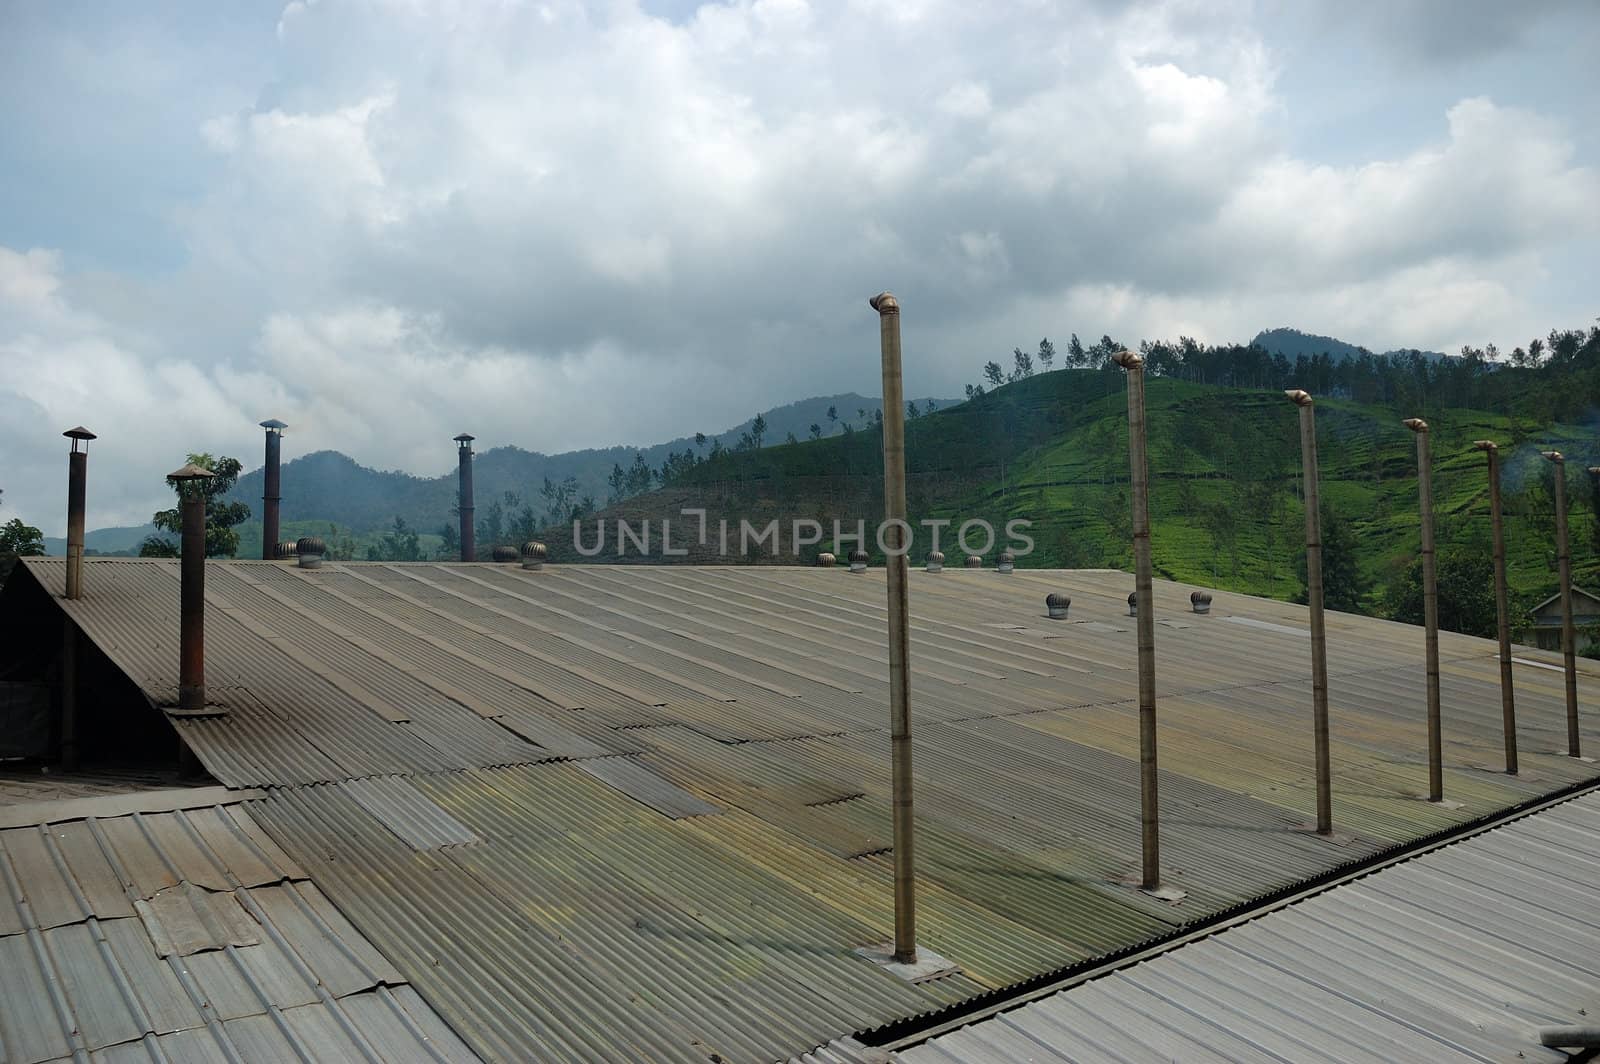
[{"xmin": 2, "ymin": 0, "xmax": 1597, "ymax": 533}]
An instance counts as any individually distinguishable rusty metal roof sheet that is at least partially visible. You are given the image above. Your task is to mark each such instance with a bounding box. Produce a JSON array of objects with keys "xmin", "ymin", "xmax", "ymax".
[
  {"xmin": 0, "ymin": 785, "xmax": 478, "ymax": 1063},
  {"xmin": 9, "ymin": 557, "xmax": 1600, "ymax": 1062},
  {"xmin": 882, "ymin": 786, "xmax": 1600, "ymax": 1064}
]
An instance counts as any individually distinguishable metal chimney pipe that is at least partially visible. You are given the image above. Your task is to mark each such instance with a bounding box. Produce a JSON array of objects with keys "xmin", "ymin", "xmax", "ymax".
[
  {"xmin": 169, "ymin": 463, "xmax": 214, "ymax": 713},
  {"xmin": 1473, "ymin": 441, "xmax": 1517, "ymax": 773},
  {"xmin": 260, "ymin": 419, "xmax": 286, "ymax": 559},
  {"xmin": 1114, "ymin": 350, "xmax": 1162, "ymax": 891},
  {"xmin": 1404, "ymin": 418, "xmax": 1442, "ymax": 801},
  {"xmin": 1543, "ymin": 451, "xmax": 1579, "ymax": 757},
  {"xmin": 1286, "ymin": 391, "xmax": 1332, "ymax": 834},
  {"xmin": 455, "ymin": 434, "xmax": 476, "ymax": 562},
  {"xmin": 63, "ymin": 427, "xmax": 96, "ymax": 599},
  {"xmin": 871, "ymin": 291, "xmax": 918, "ymax": 964},
  {"xmin": 60, "ymin": 428, "xmax": 95, "ymax": 771}
]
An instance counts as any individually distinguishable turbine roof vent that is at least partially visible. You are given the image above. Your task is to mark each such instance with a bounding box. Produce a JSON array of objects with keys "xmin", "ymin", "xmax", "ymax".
[{"xmin": 296, "ymin": 536, "xmax": 326, "ymax": 569}]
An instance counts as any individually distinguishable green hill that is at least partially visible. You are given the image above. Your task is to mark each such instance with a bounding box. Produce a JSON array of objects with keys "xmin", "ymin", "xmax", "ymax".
[{"xmin": 1251, "ymin": 326, "xmax": 1448, "ymax": 364}]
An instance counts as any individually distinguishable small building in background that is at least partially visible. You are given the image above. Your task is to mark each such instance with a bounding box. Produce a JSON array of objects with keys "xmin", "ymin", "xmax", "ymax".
[{"xmin": 1519, "ymin": 585, "xmax": 1600, "ymax": 651}]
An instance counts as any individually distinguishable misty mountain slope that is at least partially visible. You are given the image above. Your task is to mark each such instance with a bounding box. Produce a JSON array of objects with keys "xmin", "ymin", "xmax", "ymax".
[
  {"xmin": 1252, "ymin": 327, "xmax": 1448, "ymax": 363},
  {"xmin": 41, "ymin": 524, "xmax": 164, "ymax": 556},
  {"xmin": 225, "ymin": 391, "xmax": 961, "ymax": 536}
]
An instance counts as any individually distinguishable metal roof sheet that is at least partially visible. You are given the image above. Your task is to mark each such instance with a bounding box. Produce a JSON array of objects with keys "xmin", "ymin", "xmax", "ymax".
[
  {"xmin": 341, "ymin": 776, "xmax": 482, "ymax": 851},
  {"xmin": 886, "ymin": 787, "xmax": 1600, "ymax": 1064},
  {"xmin": 9, "ymin": 558, "xmax": 1600, "ymax": 1062},
  {"xmin": 0, "ymin": 786, "xmax": 479, "ymax": 1063}
]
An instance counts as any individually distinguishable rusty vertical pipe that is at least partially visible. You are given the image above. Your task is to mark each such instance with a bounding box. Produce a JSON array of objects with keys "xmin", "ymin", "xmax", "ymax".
[
  {"xmin": 260, "ymin": 420, "xmax": 285, "ymax": 559},
  {"xmin": 1287, "ymin": 391, "xmax": 1332, "ymax": 833},
  {"xmin": 179, "ymin": 493, "xmax": 206, "ymax": 712},
  {"xmin": 1544, "ymin": 451, "xmax": 1579, "ymax": 757},
  {"xmin": 456, "ymin": 434, "xmax": 476, "ymax": 562},
  {"xmin": 1114, "ymin": 350, "xmax": 1161, "ymax": 889},
  {"xmin": 1474, "ymin": 441, "xmax": 1517, "ymax": 773},
  {"xmin": 1404, "ymin": 419, "xmax": 1442, "ymax": 801},
  {"xmin": 63, "ymin": 427, "xmax": 95, "ymax": 599},
  {"xmin": 169, "ymin": 463, "xmax": 214, "ymax": 713},
  {"xmin": 872, "ymin": 291, "xmax": 918, "ymax": 964}
]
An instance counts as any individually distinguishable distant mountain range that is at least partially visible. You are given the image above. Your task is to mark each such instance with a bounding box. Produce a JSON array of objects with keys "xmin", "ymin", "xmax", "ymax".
[
  {"xmin": 42, "ymin": 524, "xmax": 165, "ymax": 556},
  {"xmin": 1250, "ymin": 328, "xmax": 1450, "ymax": 363},
  {"xmin": 220, "ymin": 391, "xmax": 960, "ymax": 538}
]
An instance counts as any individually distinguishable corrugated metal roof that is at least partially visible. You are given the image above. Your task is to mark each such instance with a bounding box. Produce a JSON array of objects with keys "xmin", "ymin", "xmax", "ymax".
[
  {"xmin": 0, "ymin": 785, "xmax": 479, "ymax": 1063},
  {"xmin": 884, "ymin": 786, "xmax": 1600, "ymax": 1064},
  {"xmin": 10, "ymin": 558, "xmax": 1600, "ymax": 1062}
]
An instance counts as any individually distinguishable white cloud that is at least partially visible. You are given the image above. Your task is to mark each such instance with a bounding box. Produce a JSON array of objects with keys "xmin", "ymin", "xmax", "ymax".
[{"xmin": 937, "ymin": 81, "xmax": 991, "ymax": 119}]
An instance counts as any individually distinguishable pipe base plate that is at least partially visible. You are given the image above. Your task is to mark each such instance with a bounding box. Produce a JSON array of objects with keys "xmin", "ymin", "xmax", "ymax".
[
  {"xmin": 1139, "ymin": 884, "xmax": 1189, "ymax": 903},
  {"xmin": 853, "ymin": 944, "xmax": 960, "ymax": 983},
  {"xmin": 1292, "ymin": 824, "xmax": 1356, "ymax": 845}
]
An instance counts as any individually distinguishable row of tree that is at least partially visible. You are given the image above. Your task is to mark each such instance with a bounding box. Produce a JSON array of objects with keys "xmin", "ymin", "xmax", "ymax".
[{"xmin": 967, "ymin": 325, "xmax": 1600, "ymax": 424}]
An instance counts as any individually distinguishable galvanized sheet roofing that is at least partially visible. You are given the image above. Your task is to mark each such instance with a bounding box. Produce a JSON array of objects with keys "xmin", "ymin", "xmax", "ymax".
[
  {"xmin": 0, "ymin": 786, "xmax": 478, "ymax": 1063},
  {"xmin": 14, "ymin": 557, "xmax": 1600, "ymax": 1063},
  {"xmin": 887, "ymin": 787, "xmax": 1600, "ymax": 1064}
]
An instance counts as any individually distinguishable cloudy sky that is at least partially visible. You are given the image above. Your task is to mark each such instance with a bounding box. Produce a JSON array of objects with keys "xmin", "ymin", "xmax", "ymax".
[{"xmin": 2, "ymin": 0, "xmax": 1596, "ymax": 533}]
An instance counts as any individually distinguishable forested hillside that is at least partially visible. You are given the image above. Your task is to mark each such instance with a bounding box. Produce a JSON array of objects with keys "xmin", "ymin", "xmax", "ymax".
[{"xmin": 545, "ymin": 326, "xmax": 1600, "ymax": 634}]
